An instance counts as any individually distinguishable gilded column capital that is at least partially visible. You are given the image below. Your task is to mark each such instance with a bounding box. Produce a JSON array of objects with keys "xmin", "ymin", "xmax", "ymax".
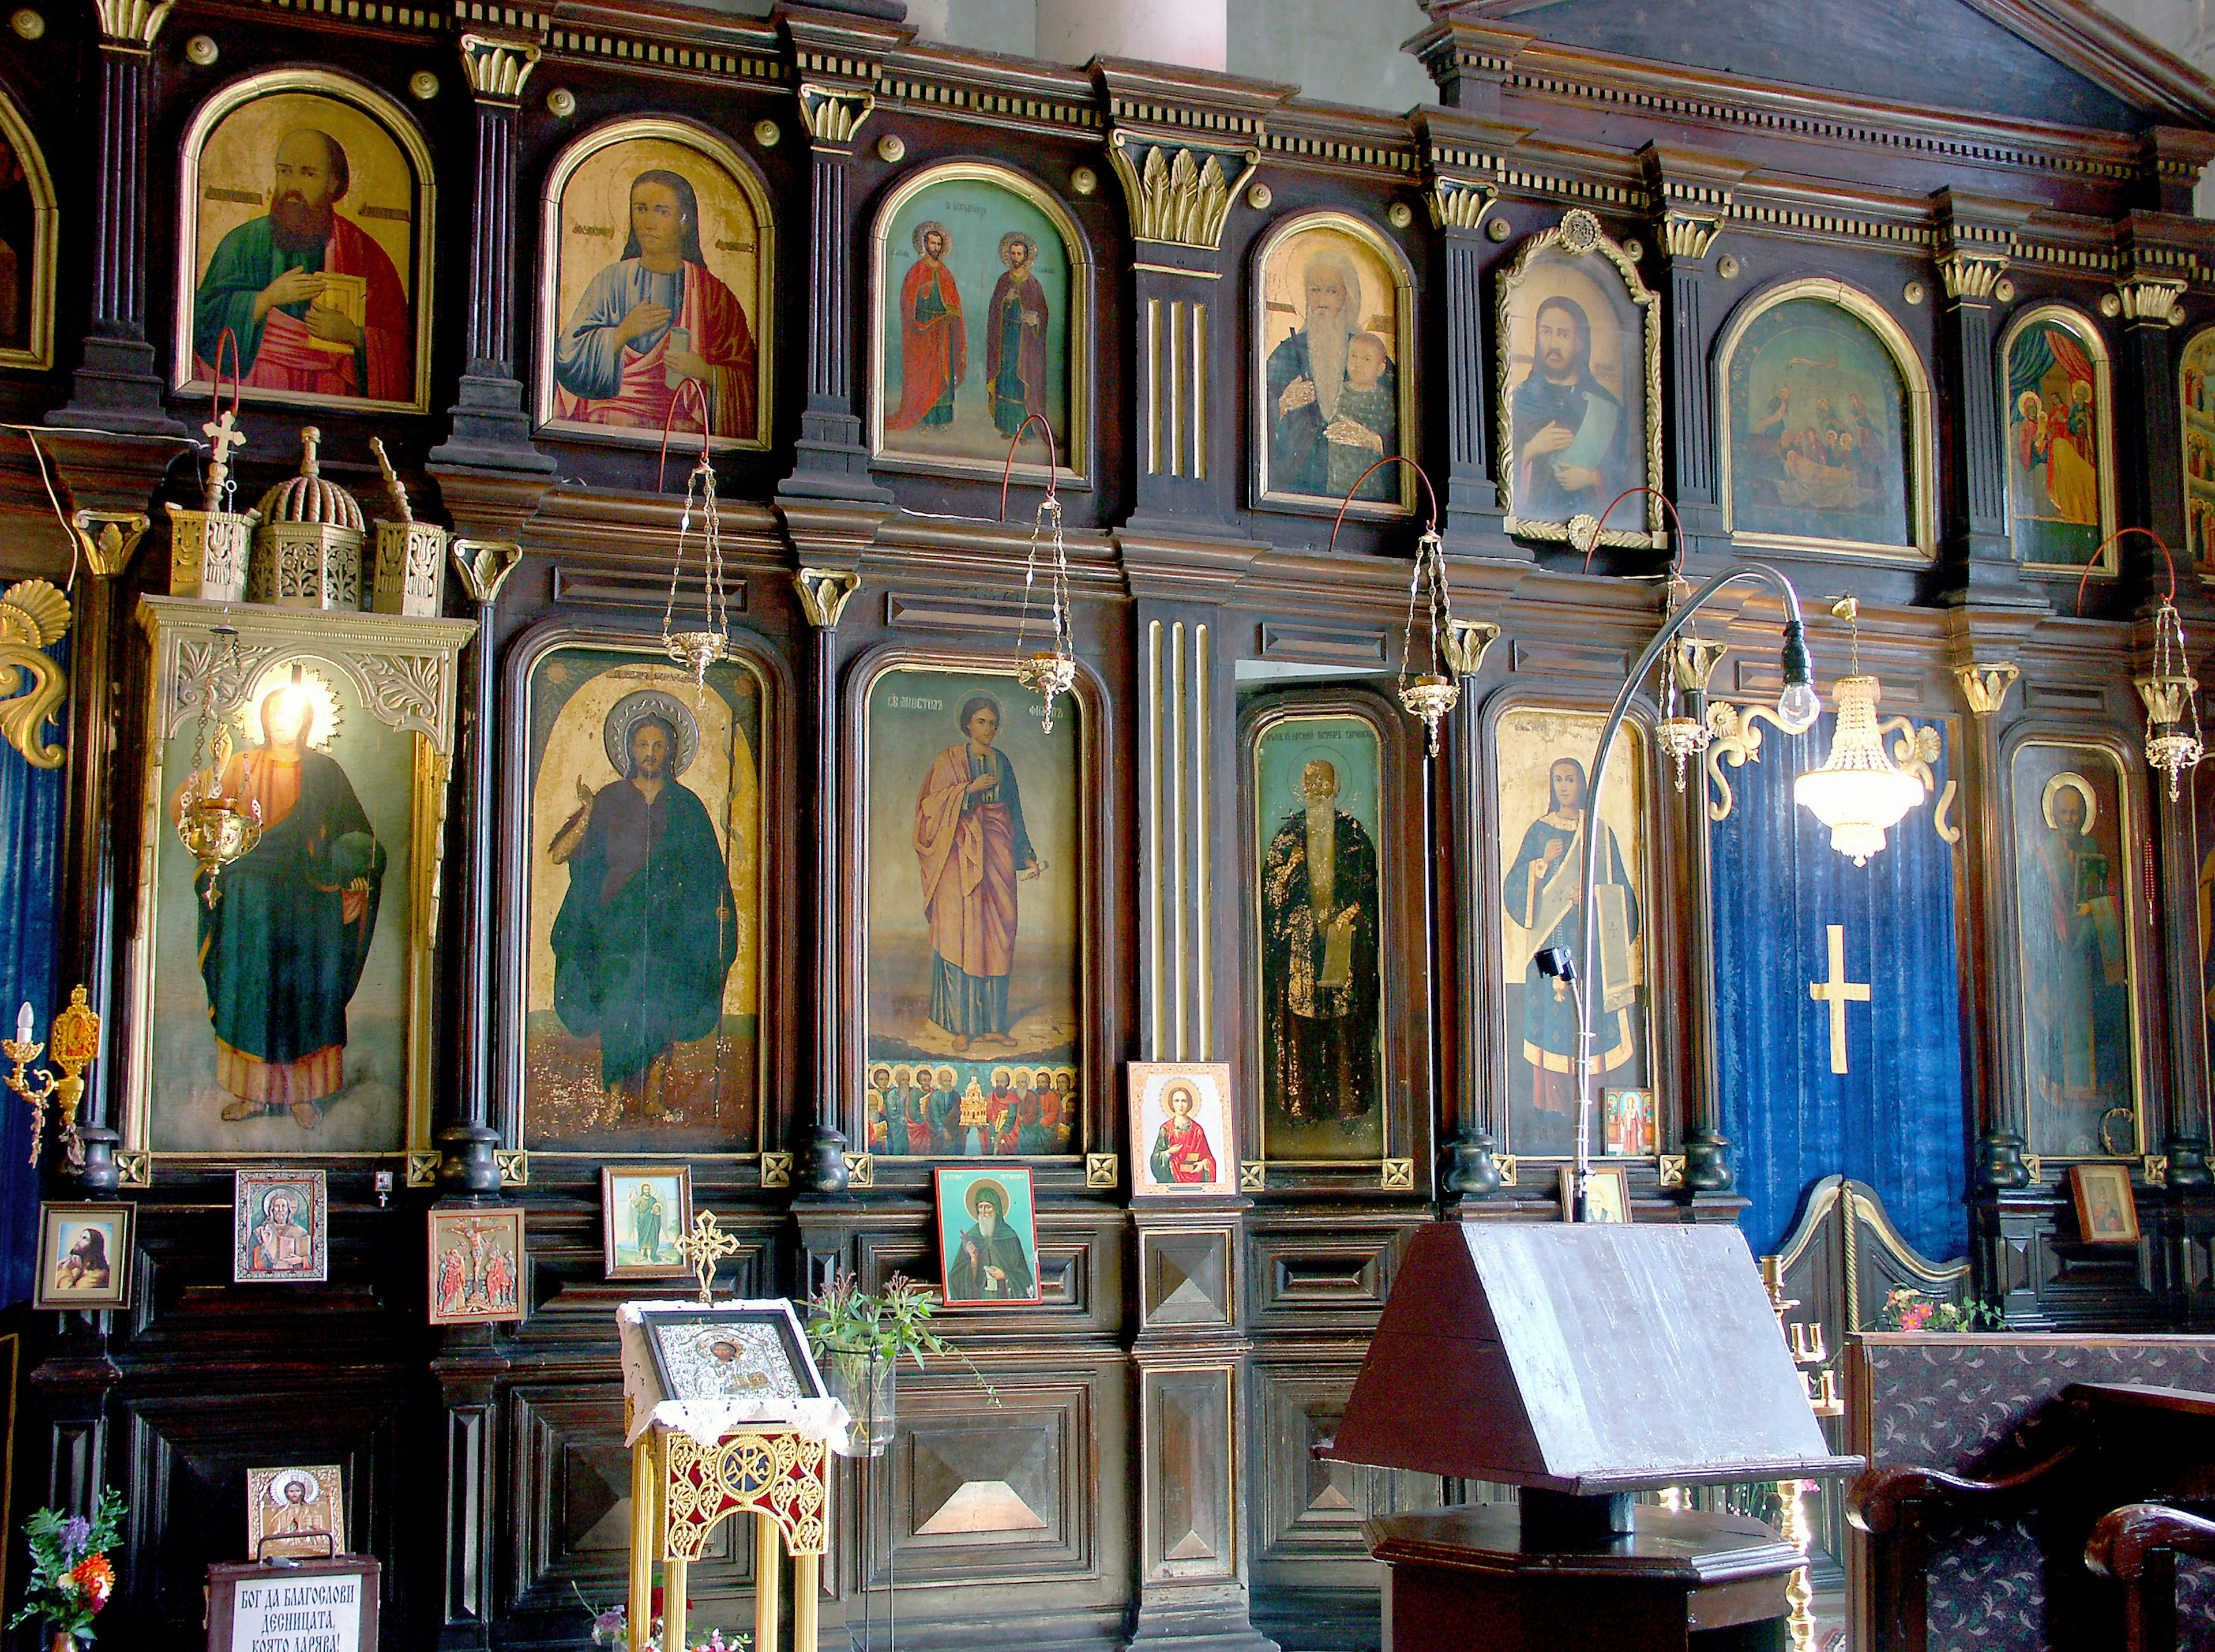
[
  {"xmin": 1426, "ymin": 177, "xmax": 1498, "ymax": 234},
  {"xmin": 1937, "ymin": 252, "xmax": 2007, "ymax": 303},
  {"xmin": 450, "ymin": 538, "xmax": 523, "ymax": 606},
  {"xmin": 92, "ymin": 0, "xmax": 170, "ymax": 50},
  {"xmin": 69, "ymin": 509, "xmax": 150, "ymax": 578},
  {"xmin": 1106, "ymin": 133, "xmax": 1257, "ymax": 251},
  {"xmin": 1952, "ymin": 662, "xmax": 2021, "ymax": 717},
  {"xmin": 794, "ymin": 567, "xmax": 860, "ymax": 630},
  {"xmin": 458, "ymin": 31, "xmax": 543, "ymax": 104},
  {"xmin": 2116, "ymin": 276, "xmax": 2187, "ymax": 323},
  {"xmin": 1659, "ymin": 211, "xmax": 1724, "ymax": 261},
  {"xmin": 797, "ymin": 82, "xmax": 876, "ymax": 149}
]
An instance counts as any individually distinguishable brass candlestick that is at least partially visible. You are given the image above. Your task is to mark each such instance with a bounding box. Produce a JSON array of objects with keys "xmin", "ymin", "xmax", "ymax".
[
  {"xmin": 1761, "ymin": 1254, "xmax": 1841, "ymax": 1652},
  {"xmin": 5, "ymin": 985, "xmax": 100, "ymax": 1168}
]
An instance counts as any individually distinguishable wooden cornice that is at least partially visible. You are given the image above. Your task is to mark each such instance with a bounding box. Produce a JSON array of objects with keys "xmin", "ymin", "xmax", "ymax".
[{"xmin": 1967, "ymin": 0, "xmax": 2215, "ymax": 129}]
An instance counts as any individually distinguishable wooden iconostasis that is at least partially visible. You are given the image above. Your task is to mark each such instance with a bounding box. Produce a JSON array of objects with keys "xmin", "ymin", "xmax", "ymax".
[{"xmin": 0, "ymin": 2, "xmax": 2209, "ymax": 1647}]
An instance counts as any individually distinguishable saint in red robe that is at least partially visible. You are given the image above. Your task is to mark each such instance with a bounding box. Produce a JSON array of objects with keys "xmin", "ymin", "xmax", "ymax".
[{"xmin": 888, "ymin": 254, "xmax": 964, "ymax": 430}]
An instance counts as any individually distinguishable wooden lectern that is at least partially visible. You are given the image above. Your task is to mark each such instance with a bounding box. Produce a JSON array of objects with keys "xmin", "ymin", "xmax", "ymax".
[{"xmin": 1327, "ymin": 1222, "xmax": 1861, "ymax": 1651}]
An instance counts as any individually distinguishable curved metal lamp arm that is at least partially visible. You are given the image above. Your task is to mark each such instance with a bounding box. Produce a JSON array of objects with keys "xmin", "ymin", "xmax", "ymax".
[{"xmin": 1569, "ymin": 562, "xmax": 1812, "ymax": 1214}]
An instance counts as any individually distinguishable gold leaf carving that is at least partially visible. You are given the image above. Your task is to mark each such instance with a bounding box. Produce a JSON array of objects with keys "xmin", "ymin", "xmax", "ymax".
[
  {"xmin": 459, "ymin": 32, "xmax": 542, "ymax": 102},
  {"xmin": 1109, "ymin": 136, "xmax": 1256, "ymax": 250},
  {"xmin": 1951, "ymin": 662, "xmax": 2019, "ymax": 717},
  {"xmin": 798, "ymin": 83, "xmax": 874, "ymax": 148},
  {"xmin": 2117, "ymin": 278, "xmax": 2186, "ymax": 322},
  {"xmin": 1427, "ymin": 178, "xmax": 1497, "ymax": 232},
  {"xmin": 0, "ymin": 579, "xmax": 69, "ymax": 769}
]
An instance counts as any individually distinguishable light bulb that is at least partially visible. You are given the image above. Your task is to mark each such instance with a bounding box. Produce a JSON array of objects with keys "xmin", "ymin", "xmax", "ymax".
[{"xmin": 1775, "ymin": 679, "xmax": 1822, "ymax": 734}]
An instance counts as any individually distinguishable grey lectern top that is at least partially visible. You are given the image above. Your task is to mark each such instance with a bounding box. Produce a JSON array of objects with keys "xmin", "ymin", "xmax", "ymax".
[{"xmin": 1328, "ymin": 1221, "xmax": 1861, "ymax": 1493}]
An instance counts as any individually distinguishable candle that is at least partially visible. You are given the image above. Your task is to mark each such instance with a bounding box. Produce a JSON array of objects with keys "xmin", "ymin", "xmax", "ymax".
[{"xmin": 14, "ymin": 1003, "xmax": 30, "ymax": 1046}]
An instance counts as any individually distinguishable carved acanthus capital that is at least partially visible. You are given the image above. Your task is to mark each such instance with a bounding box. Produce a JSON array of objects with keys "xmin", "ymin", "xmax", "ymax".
[
  {"xmin": 70, "ymin": 509, "xmax": 150, "ymax": 578},
  {"xmin": 1953, "ymin": 661, "xmax": 2021, "ymax": 717},
  {"xmin": 450, "ymin": 539, "xmax": 523, "ymax": 606},
  {"xmin": 458, "ymin": 32, "xmax": 543, "ymax": 104},
  {"xmin": 1426, "ymin": 177, "xmax": 1498, "ymax": 234},
  {"xmin": 1440, "ymin": 618, "xmax": 1501, "ymax": 678},
  {"xmin": 93, "ymin": 0, "xmax": 170, "ymax": 50},
  {"xmin": 794, "ymin": 567, "xmax": 860, "ymax": 630},
  {"xmin": 1937, "ymin": 252, "xmax": 2007, "ymax": 303},
  {"xmin": 2116, "ymin": 277, "xmax": 2187, "ymax": 323},
  {"xmin": 797, "ymin": 82, "xmax": 874, "ymax": 150},
  {"xmin": 1107, "ymin": 133, "xmax": 1257, "ymax": 251},
  {"xmin": 1660, "ymin": 211, "xmax": 1724, "ymax": 261}
]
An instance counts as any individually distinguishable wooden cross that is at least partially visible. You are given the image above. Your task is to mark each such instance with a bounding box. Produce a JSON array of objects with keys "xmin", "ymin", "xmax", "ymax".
[
  {"xmin": 674, "ymin": 1208, "xmax": 739, "ymax": 1305},
  {"xmin": 201, "ymin": 410, "xmax": 246, "ymax": 510},
  {"xmin": 1807, "ymin": 924, "xmax": 1871, "ymax": 1075}
]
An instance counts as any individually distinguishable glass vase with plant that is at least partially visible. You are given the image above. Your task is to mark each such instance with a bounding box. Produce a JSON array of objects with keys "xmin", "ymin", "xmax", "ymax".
[
  {"xmin": 10, "ymin": 1487, "xmax": 125, "ymax": 1650},
  {"xmin": 804, "ymin": 1271, "xmax": 997, "ymax": 1455}
]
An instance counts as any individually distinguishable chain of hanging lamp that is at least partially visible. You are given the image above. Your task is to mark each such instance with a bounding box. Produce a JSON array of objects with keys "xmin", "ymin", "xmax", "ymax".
[{"xmin": 656, "ymin": 377, "xmax": 733, "ymax": 696}]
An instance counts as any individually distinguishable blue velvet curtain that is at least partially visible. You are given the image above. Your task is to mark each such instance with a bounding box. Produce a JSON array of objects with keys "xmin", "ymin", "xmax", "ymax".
[
  {"xmin": 1711, "ymin": 705, "xmax": 1969, "ymax": 1264},
  {"xmin": 0, "ymin": 634, "xmax": 66, "ymax": 1305}
]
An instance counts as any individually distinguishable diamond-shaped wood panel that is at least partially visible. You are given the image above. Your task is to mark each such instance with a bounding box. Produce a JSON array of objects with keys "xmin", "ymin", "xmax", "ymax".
[
  {"xmin": 1252, "ymin": 1360, "xmax": 1441, "ymax": 1580},
  {"xmin": 1143, "ymin": 1229, "xmax": 1232, "ymax": 1328},
  {"xmin": 1144, "ymin": 1366, "xmax": 1232, "ymax": 1582}
]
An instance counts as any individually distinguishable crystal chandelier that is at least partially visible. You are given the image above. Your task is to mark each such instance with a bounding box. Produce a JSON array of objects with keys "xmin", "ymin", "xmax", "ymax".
[
  {"xmin": 1792, "ymin": 599, "xmax": 1924, "ymax": 865},
  {"xmin": 174, "ymin": 617, "xmax": 264, "ymax": 906},
  {"xmin": 658, "ymin": 381, "xmax": 731, "ymax": 693},
  {"xmin": 2139, "ymin": 592, "xmax": 2203, "ymax": 802},
  {"xmin": 1013, "ymin": 493, "xmax": 1076, "ymax": 735}
]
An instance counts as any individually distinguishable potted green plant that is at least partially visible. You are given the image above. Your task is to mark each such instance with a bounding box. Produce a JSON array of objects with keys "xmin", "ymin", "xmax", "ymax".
[
  {"xmin": 804, "ymin": 1271, "xmax": 996, "ymax": 1455},
  {"xmin": 10, "ymin": 1487, "xmax": 125, "ymax": 1651}
]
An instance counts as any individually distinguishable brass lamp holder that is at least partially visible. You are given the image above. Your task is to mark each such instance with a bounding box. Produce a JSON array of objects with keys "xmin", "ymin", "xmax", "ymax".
[
  {"xmin": 173, "ymin": 617, "xmax": 263, "ymax": 906},
  {"xmin": 6, "ymin": 985, "xmax": 100, "ymax": 1169},
  {"xmin": 1003, "ymin": 415, "xmax": 1078, "ymax": 735},
  {"xmin": 656, "ymin": 379, "xmax": 733, "ymax": 694},
  {"xmin": 2141, "ymin": 596, "xmax": 2203, "ymax": 802},
  {"xmin": 1328, "ymin": 457, "xmax": 1462, "ymax": 757}
]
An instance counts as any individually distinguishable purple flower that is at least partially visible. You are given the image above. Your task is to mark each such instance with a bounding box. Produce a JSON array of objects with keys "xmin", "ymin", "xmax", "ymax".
[{"xmin": 59, "ymin": 1517, "xmax": 91, "ymax": 1558}]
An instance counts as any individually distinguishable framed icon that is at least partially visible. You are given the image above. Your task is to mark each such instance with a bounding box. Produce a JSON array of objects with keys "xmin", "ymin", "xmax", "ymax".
[{"xmin": 34, "ymin": 1202, "xmax": 133, "ymax": 1310}]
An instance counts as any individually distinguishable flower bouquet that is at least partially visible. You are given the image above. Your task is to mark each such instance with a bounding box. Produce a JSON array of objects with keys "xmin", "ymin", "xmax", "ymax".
[
  {"xmin": 9, "ymin": 1488, "xmax": 125, "ymax": 1647},
  {"xmin": 1877, "ymin": 1285, "xmax": 2003, "ymax": 1333},
  {"xmin": 576, "ymin": 1585, "xmax": 751, "ymax": 1651}
]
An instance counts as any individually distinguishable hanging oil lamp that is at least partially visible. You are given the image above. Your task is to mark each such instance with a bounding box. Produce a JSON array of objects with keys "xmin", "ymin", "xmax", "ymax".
[
  {"xmin": 1396, "ymin": 527, "xmax": 1459, "ymax": 757},
  {"xmin": 2141, "ymin": 596, "xmax": 2204, "ymax": 801},
  {"xmin": 658, "ymin": 388, "xmax": 731, "ymax": 694},
  {"xmin": 1013, "ymin": 493, "xmax": 1077, "ymax": 734},
  {"xmin": 173, "ymin": 617, "xmax": 263, "ymax": 905},
  {"xmin": 1654, "ymin": 576, "xmax": 1726, "ymax": 793}
]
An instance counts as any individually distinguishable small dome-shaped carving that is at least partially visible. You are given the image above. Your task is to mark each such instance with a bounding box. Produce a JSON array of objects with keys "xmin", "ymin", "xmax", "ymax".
[{"xmin": 253, "ymin": 427, "xmax": 364, "ymax": 534}]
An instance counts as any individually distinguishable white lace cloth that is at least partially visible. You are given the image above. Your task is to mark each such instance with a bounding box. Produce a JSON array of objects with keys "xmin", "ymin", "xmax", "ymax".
[{"xmin": 618, "ymin": 1298, "xmax": 850, "ymax": 1454}]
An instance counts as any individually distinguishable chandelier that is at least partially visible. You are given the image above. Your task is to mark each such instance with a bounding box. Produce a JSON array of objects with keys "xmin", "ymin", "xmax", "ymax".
[
  {"xmin": 174, "ymin": 617, "xmax": 264, "ymax": 905},
  {"xmin": 2142, "ymin": 595, "xmax": 2203, "ymax": 801},
  {"xmin": 1792, "ymin": 599, "xmax": 1924, "ymax": 865},
  {"xmin": 657, "ymin": 379, "xmax": 731, "ymax": 693}
]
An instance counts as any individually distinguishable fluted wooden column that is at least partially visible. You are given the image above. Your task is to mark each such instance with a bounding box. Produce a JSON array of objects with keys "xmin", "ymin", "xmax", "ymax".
[
  {"xmin": 430, "ymin": 31, "xmax": 554, "ymax": 471},
  {"xmin": 54, "ymin": 0, "xmax": 185, "ymax": 432}
]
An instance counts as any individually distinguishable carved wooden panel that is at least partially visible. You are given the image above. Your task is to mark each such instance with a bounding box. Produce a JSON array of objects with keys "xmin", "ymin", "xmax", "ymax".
[
  {"xmin": 121, "ymin": 1383, "xmax": 401, "ymax": 1639},
  {"xmin": 1142, "ymin": 1365, "xmax": 1234, "ymax": 1583},
  {"xmin": 847, "ymin": 1209, "xmax": 1121, "ymax": 1335},
  {"xmin": 1140, "ymin": 1227, "xmax": 1233, "ymax": 1330},
  {"xmin": 1246, "ymin": 1215, "xmax": 1414, "ymax": 1334},
  {"xmin": 507, "ymin": 1384, "xmax": 748, "ymax": 1620},
  {"xmin": 1250, "ymin": 1357, "xmax": 1440, "ymax": 1583},
  {"xmin": 862, "ymin": 1371, "xmax": 1099, "ymax": 1589}
]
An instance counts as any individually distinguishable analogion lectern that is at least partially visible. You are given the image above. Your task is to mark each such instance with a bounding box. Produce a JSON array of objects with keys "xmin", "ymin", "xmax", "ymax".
[{"xmin": 1327, "ymin": 1222, "xmax": 1861, "ymax": 1651}]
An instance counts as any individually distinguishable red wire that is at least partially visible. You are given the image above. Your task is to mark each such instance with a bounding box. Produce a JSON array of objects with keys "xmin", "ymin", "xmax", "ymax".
[
  {"xmin": 997, "ymin": 414, "xmax": 1061, "ymax": 523},
  {"xmin": 654, "ymin": 377, "xmax": 714, "ymax": 494},
  {"xmin": 1326, "ymin": 456, "xmax": 1440, "ymax": 557},
  {"xmin": 1582, "ymin": 486, "xmax": 1685, "ymax": 575},
  {"xmin": 211, "ymin": 327, "xmax": 242, "ymax": 424},
  {"xmin": 2074, "ymin": 527, "xmax": 2179, "ymax": 615}
]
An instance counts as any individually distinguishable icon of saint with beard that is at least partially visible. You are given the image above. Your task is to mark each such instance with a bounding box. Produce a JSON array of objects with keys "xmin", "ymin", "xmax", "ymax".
[{"xmin": 193, "ymin": 125, "xmax": 412, "ymax": 401}]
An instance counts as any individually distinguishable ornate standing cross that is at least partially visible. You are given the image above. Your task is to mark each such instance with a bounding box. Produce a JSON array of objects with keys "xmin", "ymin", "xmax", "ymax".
[
  {"xmin": 201, "ymin": 410, "xmax": 246, "ymax": 511},
  {"xmin": 1807, "ymin": 924, "xmax": 1871, "ymax": 1075},
  {"xmin": 674, "ymin": 1209, "xmax": 740, "ymax": 1305}
]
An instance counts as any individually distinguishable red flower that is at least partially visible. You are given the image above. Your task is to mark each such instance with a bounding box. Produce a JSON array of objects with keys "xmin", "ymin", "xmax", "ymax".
[{"xmin": 70, "ymin": 1554, "xmax": 113, "ymax": 1611}]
